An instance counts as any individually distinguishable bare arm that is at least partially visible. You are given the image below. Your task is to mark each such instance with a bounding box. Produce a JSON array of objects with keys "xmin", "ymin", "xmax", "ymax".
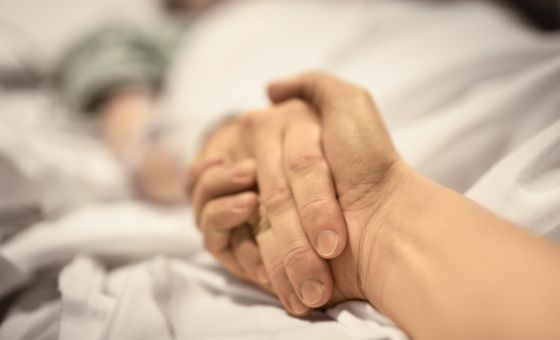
[
  {"xmin": 363, "ymin": 163, "xmax": 560, "ymax": 340},
  {"xmin": 268, "ymin": 71, "xmax": 560, "ymax": 340}
]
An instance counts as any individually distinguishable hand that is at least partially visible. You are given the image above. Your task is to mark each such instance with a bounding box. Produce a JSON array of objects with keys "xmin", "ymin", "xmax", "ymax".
[
  {"xmin": 188, "ymin": 119, "xmax": 269, "ymax": 285},
  {"xmin": 267, "ymin": 71, "xmax": 409, "ymax": 307},
  {"xmin": 193, "ymin": 85, "xmax": 405, "ymax": 311},
  {"xmin": 271, "ymin": 72, "xmax": 560, "ymax": 340},
  {"xmin": 189, "ymin": 102, "xmax": 349, "ymax": 315}
]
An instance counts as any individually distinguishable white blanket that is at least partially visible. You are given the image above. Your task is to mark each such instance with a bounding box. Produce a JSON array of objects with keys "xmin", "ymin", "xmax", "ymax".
[{"xmin": 1, "ymin": 1, "xmax": 559, "ymax": 339}]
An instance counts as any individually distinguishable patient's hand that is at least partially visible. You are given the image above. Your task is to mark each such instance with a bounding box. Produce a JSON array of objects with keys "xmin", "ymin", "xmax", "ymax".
[
  {"xmin": 187, "ymin": 119, "xmax": 267, "ymax": 284},
  {"xmin": 189, "ymin": 102, "xmax": 349, "ymax": 315}
]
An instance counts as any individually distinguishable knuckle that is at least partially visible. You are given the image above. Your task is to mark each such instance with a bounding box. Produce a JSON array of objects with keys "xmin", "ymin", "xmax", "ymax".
[
  {"xmin": 196, "ymin": 168, "xmax": 218, "ymax": 197},
  {"xmin": 201, "ymin": 202, "xmax": 220, "ymax": 227},
  {"xmin": 203, "ymin": 235, "xmax": 219, "ymax": 254},
  {"xmin": 299, "ymin": 197, "xmax": 331, "ymax": 225},
  {"xmin": 196, "ymin": 177, "xmax": 211, "ymax": 197},
  {"xmin": 201, "ymin": 202, "xmax": 229, "ymax": 231},
  {"xmin": 300, "ymin": 70, "xmax": 324, "ymax": 82},
  {"xmin": 241, "ymin": 109, "xmax": 273, "ymax": 130},
  {"xmin": 286, "ymin": 151, "xmax": 325, "ymax": 174},
  {"xmin": 268, "ymin": 256, "xmax": 287, "ymax": 282},
  {"xmin": 283, "ymin": 98, "xmax": 309, "ymax": 112},
  {"xmin": 240, "ymin": 110, "xmax": 262, "ymax": 130},
  {"xmin": 282, "ymin": 242, "xmax": 313, "ymax": 269},
  {"xmin": 261, "ymin": 184, "xmax": 292, "ymax": 214},
  {"xmin": 281, "ymin": 98, "xmax": 311, "ymax": 114},
  {"xmin": 354, "ymin": 85, "xmax": 373, "ymax": 102}
]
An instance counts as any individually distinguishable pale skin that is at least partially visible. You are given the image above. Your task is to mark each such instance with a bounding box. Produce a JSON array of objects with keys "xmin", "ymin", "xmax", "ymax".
[
  {"xmin": 100, "ymin": 87, "xmax": 186, "ymax": 203},
  {"xmin": 190, "ymin": 72, "xmax": 560, "ymax": 339}
]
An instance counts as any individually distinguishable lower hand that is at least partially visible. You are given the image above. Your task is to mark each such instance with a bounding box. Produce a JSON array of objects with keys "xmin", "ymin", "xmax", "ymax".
[{"xmin": 190, "ymin": 102, "xmax": 349, "ymax": 315}]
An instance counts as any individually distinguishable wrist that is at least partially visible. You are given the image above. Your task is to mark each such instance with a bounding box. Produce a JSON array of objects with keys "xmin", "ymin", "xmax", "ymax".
[{"xmin": 356, "ymin": 160, "xmax": 431, "ymax": 311}]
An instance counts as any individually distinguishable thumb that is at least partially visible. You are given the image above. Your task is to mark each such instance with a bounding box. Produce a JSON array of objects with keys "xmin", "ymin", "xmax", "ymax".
[
  {"xmin": 268, "ymin": 71, "xmax": 398, "ymax": 193},
  {"xmin": 268, "ymin": 71, "xmax": 378, "ymax": 138},
  {"xmin": 268, "ymin": 71, "xmax": 356, "ymax": 111}
]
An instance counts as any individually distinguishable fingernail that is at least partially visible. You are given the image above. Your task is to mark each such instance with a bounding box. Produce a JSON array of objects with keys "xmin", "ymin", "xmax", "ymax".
[
  {"xmin": 289, "ymin": 293, "xmax": 308, "ymax": 315},
  {"xmin": 300, "ymin": 279, "xmax": 324, "ymax": 306},
  {"xmin": 255, "ymin": 265, "xmax": 269, "ymax": 284},
  {"xmin": 317, "ymin": 229, "xmax": 338, "ymax": 257}
]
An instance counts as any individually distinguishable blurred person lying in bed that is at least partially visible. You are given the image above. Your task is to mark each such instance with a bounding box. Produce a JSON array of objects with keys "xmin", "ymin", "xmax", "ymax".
[
  {"xmin": 54, "ymin": 1, "xmax": 220, "ymax": 204},
  {"xmin": 54, "ymin": 0, "xmax": 237, "ymax": 205}
]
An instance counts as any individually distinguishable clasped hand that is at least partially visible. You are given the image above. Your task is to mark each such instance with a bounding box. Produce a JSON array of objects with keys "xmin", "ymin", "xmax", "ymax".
[{"xmin": 188, "ymin": 72, "xmax": 405, "ymax": 315}]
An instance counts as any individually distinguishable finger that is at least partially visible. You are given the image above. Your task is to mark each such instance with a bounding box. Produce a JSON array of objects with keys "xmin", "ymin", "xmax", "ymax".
[
  {"xmin": 230, "ymin": 225, "xmax": 269, "ymax": 285},
  {"xmin": 269, "ymin": 72, "xmax": 396, "ymax": 194},
  {"xmin": 267, "ymin": 71, "xmax": 357, "ymax": 110},
  {"xmin": 186, "ymin": 156, "xmax": 224, "ymax": 197},
  {"xmin": 267, "ymin": 70, "xmax": 379, "ymax": 148},
  {"xmin": 282, "ymin": 106, "xmax": 347, "ymax": 259},
  {"xmin": 192, "ymin": 160, "xmax": 257, "ymax": 225},
  {"xmin": 250, "ymin": 105, "xmax": 333, "ymax": 308},
  {"xmin": 200, "ymin": 191, "xmax": 258, "ymax": 243},
  {"xmin": 256, "ymin": 228, "xmax": 310, "ymax": 316},
  {"xmin": 200, "ymin": 191, "xmax": 258, "ymax": 278}
]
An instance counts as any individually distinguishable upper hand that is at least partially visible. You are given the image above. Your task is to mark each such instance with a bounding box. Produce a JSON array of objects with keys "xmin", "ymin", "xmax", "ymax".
[{"xmin": 267, "ymin": 71, "xmax": 409, "ymax": 307}]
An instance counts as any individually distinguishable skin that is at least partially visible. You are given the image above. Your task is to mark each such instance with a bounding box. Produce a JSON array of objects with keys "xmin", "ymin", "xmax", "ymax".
[
  {"xmin": 189, "ymin": 102, "xmax": 349, "ymax": 315},
  {"xmin": 192, "ymin": 72, "xmax": 560, "ymax": 339},
  {"xmin": 100, "ymin": 88, "xmax": 186, "ymax": 203}
]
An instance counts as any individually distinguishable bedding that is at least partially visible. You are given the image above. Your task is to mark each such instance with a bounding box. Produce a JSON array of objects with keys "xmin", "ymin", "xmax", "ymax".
[
  {"xmin": 0, "ymin": 0, "xmax": 164, "ymax": 72},
  {"xmin": 0, "ymin": 1, "xmax": 559, "ymax": 339}
]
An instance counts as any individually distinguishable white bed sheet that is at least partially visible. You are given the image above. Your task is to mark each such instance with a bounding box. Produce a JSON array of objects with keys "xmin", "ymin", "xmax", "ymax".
[{"xmin": 0, "ymin": 202, "xmax": 406, "ymax": 340}]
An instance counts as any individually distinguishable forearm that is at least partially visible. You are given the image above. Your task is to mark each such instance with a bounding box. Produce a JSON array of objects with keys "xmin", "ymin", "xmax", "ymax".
[{"xmin": 364, "ymin": 163, "xmax": 560, "ymax": 340}]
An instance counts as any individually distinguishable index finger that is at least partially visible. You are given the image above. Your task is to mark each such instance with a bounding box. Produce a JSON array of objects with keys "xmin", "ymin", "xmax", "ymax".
[
  {"xmin": 247, "ymin": 103, "xmax": 334, "ymax": 308},
  {"xmin": 186, "ymin": 156, "xmax": 224, "ymax": 197},
  {"xmin": 282, "ymin": 105, "xmax": 347, "ymax": 259}
]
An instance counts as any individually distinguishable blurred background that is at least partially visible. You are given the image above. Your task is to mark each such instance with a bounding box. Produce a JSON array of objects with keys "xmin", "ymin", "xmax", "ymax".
[
  {"xmin": 1, "ymin": 0, "xmax": 164, "ymax": 83},
  {"xmin": 0, "ymin": 0, "xmax": 558, "ymax": 242},
  {"xmin": 0, "ymin": 0, "xmax": 558, "ymax": 260},
  {"xmin": 0, "ymin": 0, "xmax": 557, "ymax": 79}
]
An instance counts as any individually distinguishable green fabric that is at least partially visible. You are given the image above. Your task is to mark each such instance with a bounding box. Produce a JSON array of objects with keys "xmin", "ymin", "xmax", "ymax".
[{"xmin": 55, "ymin": 23, "xmax": 180, "ymax": 114}]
